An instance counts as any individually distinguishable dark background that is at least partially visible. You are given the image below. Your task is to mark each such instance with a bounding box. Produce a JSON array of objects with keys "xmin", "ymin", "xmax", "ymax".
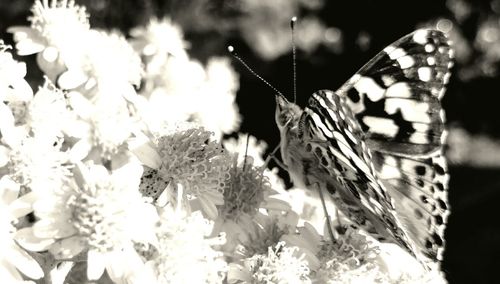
[{"xmin": 2, "ymin": 0, "xmax": 500, "ymax": 283}]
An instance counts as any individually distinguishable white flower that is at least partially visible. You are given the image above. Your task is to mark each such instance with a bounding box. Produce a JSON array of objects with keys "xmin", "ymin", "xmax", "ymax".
[
  {"xmin": 222, "ymin": 210, "xmax": 299, "ymax": 261},
  {"xmin": 313, "ymin": 228, "xmax": 387, "ymax": 284},
  {"xmin": 192, "ymin": 57, "xmax": 241, "ymax": 138},
  {"xmin": 223, "ymin": 133, "xmax": 286, "ymax": 193},
  {"xmin": 212, "ymin": 154, "xmax": 292, "ymax": 259},
  {"xmin": 130, "ymin": 17, "xmax": 188, "ymax": 77},
  {"xmin": 283, "ymin": 187, "xmax": 339, "ymax": 231},
  {"xmin": 133, "ymin": 17, "xmax": 187, "ymax": 56},
  {"xmin": 281, "ymin": 221, "xmax": 445, "ymax": 283},
  {"xmin": 58, "ymin": 30, "xmax": 142, "ymax": 95},
  {"xmin": 133, "ymin": 87, "xmax": 198, "ymax": 137},
  {"xmin": 295, "ymin": 16, "xmax": 326, "ymax": 53},
  {"xmin": 18, "ymin": 161, "xmax": 158, "ymax": 282},
  {"xmin": 8, "ymin": 0, "xmax": 90, "ymax": 80},
  {"xmin": 134, "ymin": 50, "xmax": 240, "ymax": 139},
  {"xmin": 67, "ymin": 92, "xmax": 135, "ymax": 161},
  {"xmin": 239, "ymin": 0, "xmax": 299, "ymax": 60},
  {"xmin": 223, "ymin": 133, "xmax": 268, "ymax": 167},
  {"xmin": 0, "ymin": 43, "xmax": 33, "ymax": 103},
  {"xmin": 154, "ymin": 55, "xmax": 206, "ymax": 104},
  {"xmin": 130, "ymin": 126, "xmax": 232, "ymax": 219},
  {"xmin": 0, "ymin": 175, "xmax": 43, "ymax": 282},
  {"xmin": 377, "ymin": 243, "xmax": 448, "ymax": 284},
  {"xmin": 139, "ymin": 209, "xmax": 227, "ymax": 283},
  {"xmin": 218, "ymin": 154, "xmax": 289, "ymax": 223},
  {"xmin": 24, "ymin": 78, "xmax": 73, "ymax": 139},
  {"xmin": 0, "ymin": 132, "xmax": 71, "ymax": 194},
  {"xmin": 0, "ymin": 43, "xmax": 33, "ymax": 142},
  {"xmin": 228, "ymin": 242, "xmax": 311, "ymax": 284},
  {"xmin": 1, "ymin": 76, "xmax": 73, "ymax": 144}
]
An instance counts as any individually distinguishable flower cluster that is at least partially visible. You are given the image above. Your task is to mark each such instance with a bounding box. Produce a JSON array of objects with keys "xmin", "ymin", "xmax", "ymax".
[
  {"xmin": 130, "ymin": 17, "xmax": 240, "ymax": 139},
  {"xmin": 0, "ymin": 1, "xmax": 447, "ymax": 283}
]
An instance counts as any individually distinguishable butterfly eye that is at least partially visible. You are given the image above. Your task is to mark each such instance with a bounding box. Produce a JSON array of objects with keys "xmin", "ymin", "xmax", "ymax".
[
  {"xmin": 275, "ymin": 102, "xmax": 292, "ymax": 127},
  {"xmin": 284, "ymin": 112, "xmax": 294, "ymax": 124}
]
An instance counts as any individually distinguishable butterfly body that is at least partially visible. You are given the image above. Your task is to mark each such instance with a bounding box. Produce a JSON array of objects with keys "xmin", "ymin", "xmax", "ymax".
[{"xmin": 275, "ymin": 29, "xmax": 452, "ymax": 270}]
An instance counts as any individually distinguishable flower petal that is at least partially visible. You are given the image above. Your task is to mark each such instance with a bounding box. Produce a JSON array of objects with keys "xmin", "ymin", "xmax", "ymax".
[
  {"xmin": 0, "ymin": 260, "xmax": 23, "ymax": 282},
  {"xmin": 120, "ymin": 84, "xmax": 140, "ymax": 103},
  {"xmin": 41, "ymin": 47, "xmax": 59, "ymax": 63},
  {"xmin": 198, "ymin": 195, "xmax": 219, "ymax": 220},
  {"xmin": 58, "ymin": 70, "xmax": 88, "ymax": 90},
  {"xmin": 63, "ymin": 119, "xmax": 89, "ymax": 139},
  {"xmin": 33, "ymin": 218, "xmax": 76, "ymax": 239},
  {"xmin": 0, "ymin": 175, "xmax": 20, "ymax": 204},
  {"xmin": 227, "ymin": 263, "xmax": 251, "ymax": 284},
  {"xmin": 112, "ymin": 159, "xmax": 143, "ymax": 189},
  {"xmin": 280, "ymin": 235, "xmax": 320, "ymax": 270},
  {"xmin": 127, "ymin": 137, "xmax": 162, "ymax": 169},
  {"xmin": 134, "ymin": 261, "xmax": 157, "ymax": 283},
  {"xmin": 9, "ymin": 191, "xmax": 37, "ymax": 218},
  {"xmin": 0, "ymin": 103, "xmax": 15, "ymax": 133},
  {"xmin": 156, "ymin": 185, "xmax": 170, "ymax": 207},
  {"xmin": 6, "ymin": 244, "xmax": 44, "ymax": 279},
  {"xmin": 129, "ymin": 205, "xmax": 159, "ymax": 244},
  {"xmin": 69, "ymin": 138, "xmax": 92, "ymax": 162},
  {"xmin": 48, "ymin": 236, "xmax": 85, "ymax": 259},
  {"xmin": 67, "ymin": 91, "xmax": 93, "ymax": 119},
  {"xmin": 106, "ymin": 248, "xmax": 143, "ymax": 282},
  {"xmin": 300, "ymin": 222, "xmax": 322, "ymax": 247},
  {"xmin": 201, "ymin": 190, "xmax": 224, "ymax": 206},
  {"xmin": 87, "ymin": 250, "xmax": 106, "ymax": 280},
  {"xmin": 8, "ymin": 78, "xmax": 33, "ymax": 102},
  {"xmin": 33, "ymin": 198, "xmax": 67, "ymax": 219},
  {"xmin": 15, "ymin": 39, "xmax": 45, "ymax": 56},
  {"xmin": 6, "ymin": 26, "xmax": 33, "ymax": 40},
  {"xmin": 0, "ymin": 145, "xmax": 9, "ymax": 167},
  {"xmin": 15, "ymin": 228, "xmax": 55, "ymax": 252},
  {"xmin": 260, "ymin": 197, "xmax": 292, "ymax": 212}
]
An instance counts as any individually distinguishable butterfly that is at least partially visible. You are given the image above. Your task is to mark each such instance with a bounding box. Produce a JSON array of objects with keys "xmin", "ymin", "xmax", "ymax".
[{"xmin": 275, "ymin": 29, "xmax": 452, "ymax": 270}]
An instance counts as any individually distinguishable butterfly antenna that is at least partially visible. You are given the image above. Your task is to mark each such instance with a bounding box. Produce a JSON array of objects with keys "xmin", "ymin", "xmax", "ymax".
[
  {"xmin": 242, "ymin": 134, "xmax": 250, "ymax": 171},
  {"xmin": 291, "ymin": 16, "xmax": 297, "ymax": 103},
  {"xmin": 227, "ymin": 46, "xmax": 284, "ymax": 97}
]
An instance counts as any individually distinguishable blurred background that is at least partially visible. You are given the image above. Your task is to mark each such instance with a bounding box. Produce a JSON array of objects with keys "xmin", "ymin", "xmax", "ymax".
[{"xmin": 1, "ymin": 0, "xmax": 499, "ymax": 282}]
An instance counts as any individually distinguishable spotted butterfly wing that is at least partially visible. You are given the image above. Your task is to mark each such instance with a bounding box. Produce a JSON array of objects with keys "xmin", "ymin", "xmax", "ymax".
[
  {"xmin": 335, "ymin": 29, "xmax": 452, "ymax": 265},
  {"xmin": 337, "ymin": 29, "xmax": 452, "ymax": 156},
  {"xmin": 276, "ymin": 29, "xmax": 452, "ymax": 270}
]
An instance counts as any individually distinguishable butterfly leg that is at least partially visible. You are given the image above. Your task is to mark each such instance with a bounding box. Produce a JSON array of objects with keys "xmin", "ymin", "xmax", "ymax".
[
  {"xmin": 271, "ymin": 155, "xmax": 288, "ymax": 171},
  {"xmin": 263, "ymin": 144, "xmax": 289, "ymax": 171},
  {"xmin": 333, "ymin": 208, "xmax": 346, "ymax": 235},
  {"xmin": 314, "ymin": 182, "xmax": 336, "ymax": 244}
]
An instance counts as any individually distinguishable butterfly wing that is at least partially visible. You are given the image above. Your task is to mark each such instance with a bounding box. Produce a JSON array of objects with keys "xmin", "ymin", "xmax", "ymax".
[
  {"xmin": 336, "ymin": 29, "xmax": 453, "ymax": 156},
  {"xmin": 372, "ymin": 149, "xmax": 450, "ymax": 265},
  {"xmin": 298, "ymin": 89, "xmax": 418, "ymax": 256},
  {"xmin": 333, "ymin": 29, "xmax": 452, "ymax": 267}
]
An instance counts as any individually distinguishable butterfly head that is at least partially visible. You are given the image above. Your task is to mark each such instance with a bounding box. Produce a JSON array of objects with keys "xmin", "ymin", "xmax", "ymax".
[{"xmin": 275, "ymin": 94, "xmax": 302, "ymax": 132}]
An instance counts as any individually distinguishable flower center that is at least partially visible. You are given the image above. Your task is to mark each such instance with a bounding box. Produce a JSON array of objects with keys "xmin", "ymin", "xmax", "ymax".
[
  {"xmin": 67, "ymin": 183, "xmax": 126, "ymax": 252},
  {"xmin": 221, "ymin": 162, "xmax": 270, "ymax": 220},
  {"xmin": 155, "ymin": 127, "xmax": 231, "ymax": 199},
  {"xmin": 30, "ymin": 0, "xmax": 90, "ymax": 46},
  {"xmin": 248, "ymin": 243, "xmax": 310, "ymax": 283},
  {"xmin": 89, "ymin": 109, "xmax": 130, "ymax": 160},
  {"xmin": 8, "ymin": 137, "xmax": 71, "ymax": 192},
  {"xmin": 151, "ymin": 212, "xmax": 227, "ymax": 283}
]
